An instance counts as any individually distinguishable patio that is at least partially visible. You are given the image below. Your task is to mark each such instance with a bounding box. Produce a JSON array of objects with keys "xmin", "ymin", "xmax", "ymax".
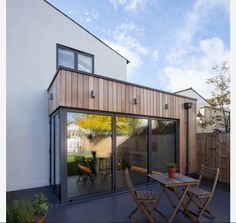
[{"xmin": 7, "ymin": 179, "xmax": 229, "ymax": 222}]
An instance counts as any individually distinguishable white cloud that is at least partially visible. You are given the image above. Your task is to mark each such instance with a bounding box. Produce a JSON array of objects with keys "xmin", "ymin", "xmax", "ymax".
[
  {"xmin": 68, "ymin": 11, "xmax": 79, "ymax": 16},
  {"xmin": 165, "ymin": 0, "xmax": 229, "ymax": 58},
  {"xmin": 110, "ymin": 0, "xmax": 126, "ymax": 9},
  {"xmin": 84, "ymin": 11, "xmax": 89, "ymax": 16},
  {"xmin": 104, "ymin": 22, "xmax": 151, "ymax": 77},
  {"xmin": 125, "ymin": 0, "xmax": 147, "ymax": 12},
  {"xmin": 193, "ymin": 0, "xmax": 230, "ymax": 15},
  {"xmin": 162, "ymin": 37, "xmax": 229, "ymax": 98},
  {"xmin": 112, "ymin": 22, "xmax": 148, "ymax": 55},
  {"xmin": 109, "ymin": 0, "xmax": 149, "ymax": 12},
  {"xmin": 68, "ymin": 9, "xmax": 100, "ymax": 23},
  {"xmin": 86, "ymin": 18, "xmax": 91, "ymax": 23},
  {"xmin": 152, "ymin": 50, "xmax": 159, "ymax": 64},
  {"xmin": 114, "ymin": 32, "xmax": 148, "ymax": 55},
  {"xmin": 104, "ymin": 40, "xmax": 143, "ymax": 75},
  {"xmin": 115, "ymin": 22, "xmax": 144, "ymax": 35},
  {"xmin": 83, "ymin": 9, "xmax": 100, "ymax": 22},
  {"xmin": 162, "ymin": 0, "xmax": 230, "ymax": 99}
]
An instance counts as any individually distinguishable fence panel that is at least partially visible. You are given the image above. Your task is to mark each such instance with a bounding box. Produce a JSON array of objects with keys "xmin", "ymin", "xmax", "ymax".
[{"xmin": 196, "ymin": 133, "xmax": 230, "ymax": 183}]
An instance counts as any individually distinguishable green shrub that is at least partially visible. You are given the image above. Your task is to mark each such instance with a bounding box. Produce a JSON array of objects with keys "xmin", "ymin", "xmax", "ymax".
[
  {"xmin": 7, "ymin": 193, "xmax": 51, "ymax": 223},
  {"xmin": 7, "ymin": 200, "xmax": 34, "ymax": 223},
  {"xmin": 32, "ymin": 193, "xmax": 51, "ymax": 216}
]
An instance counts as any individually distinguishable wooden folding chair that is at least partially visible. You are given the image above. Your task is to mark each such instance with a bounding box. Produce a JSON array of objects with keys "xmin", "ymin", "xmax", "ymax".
[
  {"xmin": 185, "ymin": 165, "xmax": 220, "ymax": 222},
  {"xmin": 125, "ymin": 168, "xmax": 159, "ymax": 223},
  {"xmin": 77, "ymin": 164, "xmax": 96, "ymax": 184}
]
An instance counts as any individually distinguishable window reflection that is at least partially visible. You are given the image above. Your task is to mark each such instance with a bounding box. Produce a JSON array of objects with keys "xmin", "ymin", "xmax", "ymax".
[
  {"xmin": 116, "ymin": 117, "xmax": 148, "ymax": 189},
  {"xmin": 152, "ymin": 120, "xmax": 176, "ymax": 172},
  {"xmin": 77, "ymin": 54, "xmax": 93, "ymax": 73},
  {"xmin": 67, "ymin": 112, "xmax": 112, "ymax": 198},
  {"xmin": 58, "ymin": 48, "xmax": 75, "ymax": 69}
]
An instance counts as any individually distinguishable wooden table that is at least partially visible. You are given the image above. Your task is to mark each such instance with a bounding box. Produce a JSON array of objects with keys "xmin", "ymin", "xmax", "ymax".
[{"xmin": 148, "ymin": 173, "xmax": 199, "ymax": 222}]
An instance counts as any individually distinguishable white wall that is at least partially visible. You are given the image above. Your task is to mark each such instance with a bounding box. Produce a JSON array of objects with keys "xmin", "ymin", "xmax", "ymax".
[
  {"xmin": 7, "ymin": 0, "xmax": 127, "ymax": 191},
  {"xmin": 176, "ymin": 89, "xmax": 209, "ymax": 108}
]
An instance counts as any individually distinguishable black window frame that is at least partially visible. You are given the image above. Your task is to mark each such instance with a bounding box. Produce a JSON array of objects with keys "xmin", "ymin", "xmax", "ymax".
[
  {"xmin": 50, "ymin": 107, "xmax": 180, "ymax": 203},
  {"xmin": 56, "ymin": 44, "xmax": 95, "ymax": 74}
]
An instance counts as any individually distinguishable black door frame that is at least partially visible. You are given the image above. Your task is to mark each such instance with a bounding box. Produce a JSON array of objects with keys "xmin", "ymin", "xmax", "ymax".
[{"xmin": 50, "ymin": 107, "xmax": 179, "ymax": 203}]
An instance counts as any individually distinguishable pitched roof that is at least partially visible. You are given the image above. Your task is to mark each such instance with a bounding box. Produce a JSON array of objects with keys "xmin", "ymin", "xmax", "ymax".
[
  {"xmin": 44, "ymin": 0, "xmax": 129, "ymax": 64},
  {"xmin": 175, "ymin": 87, "xmax": 210, "ymax": 105}
]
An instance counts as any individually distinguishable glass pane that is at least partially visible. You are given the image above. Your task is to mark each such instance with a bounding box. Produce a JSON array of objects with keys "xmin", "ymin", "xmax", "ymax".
[
  {"xmin": 58, "ymin": 48, "xmax": 75, "ymax": 69},
  {"xmin": 77, "ymin": 53, "xmax": 93, "ymax": 73},
  {"xmin": 116, "ymin": 117, "xmax": 148, "ymax": 190},
  {"xmin": 54, "ymin": 114, "xmax": 61, "ymax": 198},
  {"xmin": 67, "ymin": 112, "xmax": 112, "ymax": 198},
  {"xmin": 151, "ymin": 120, "xmax": 176, "ymax": 173},
  {"xmin": 50, "ymin": 118, "xmax": 54, "ymax": 186}
]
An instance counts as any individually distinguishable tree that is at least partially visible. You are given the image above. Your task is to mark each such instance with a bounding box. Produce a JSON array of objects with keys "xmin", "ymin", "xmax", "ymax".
[
  {"xmin": 72, "ymin": 115, "xmax": 143, "ymax": 145},
  {"xmin": 197, "ymin": 110, "xmax": 214, "ymax": 133},
  {"xmin": 206, "ymin": 61, "xmax": 230, "ymax": 132}
]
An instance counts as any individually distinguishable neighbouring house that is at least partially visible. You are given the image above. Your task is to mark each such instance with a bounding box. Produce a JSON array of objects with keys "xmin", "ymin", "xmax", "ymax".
[
  {"xmin": 175, "ymin": 87, "xmax": 230, "ymax": 133},
  {"xmin": 7, "ymin": 0, "xmax": 197, "ymax": 203}
]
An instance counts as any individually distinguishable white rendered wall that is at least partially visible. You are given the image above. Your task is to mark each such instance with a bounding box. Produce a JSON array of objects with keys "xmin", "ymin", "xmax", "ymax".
[
  {"xmin": 176, "ymin": 89, "xmax": 209, "ymax": 108},
  {"xmin": 7, "ymin": 0, "xmax": 127, "ymax": 191}
]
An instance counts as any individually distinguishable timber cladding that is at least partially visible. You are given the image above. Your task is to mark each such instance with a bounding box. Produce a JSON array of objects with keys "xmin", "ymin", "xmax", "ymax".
[{"xmin": 48, "ymin": 68, "xmax": 197, "ymax": 173}]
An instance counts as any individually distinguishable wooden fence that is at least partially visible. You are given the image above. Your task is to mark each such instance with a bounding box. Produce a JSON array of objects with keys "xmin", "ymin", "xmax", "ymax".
[{"xmin": 196, "ymin": 133, "xmax": 230, "ymax": 183}]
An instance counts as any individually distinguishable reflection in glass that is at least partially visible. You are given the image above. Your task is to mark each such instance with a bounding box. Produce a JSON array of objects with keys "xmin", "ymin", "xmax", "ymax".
[
  {"xmin": 67, "ymin": 112, "xmax": 112, "ymax": 198},
  {"xmin": 77, "ymin": 54, "xmax": 93, "ymax": 73},
  {"xmin": 50, "ymin": 117, "xmax": 54, "ymax": 187},
  {"xmin": 58, "ymin": 48, "xmax": 75, "ymax": 69},
  {"xmin": 116, "ymin": 117, "xmax": 148, "ymax": 189},
  {"xmin": 152, "ymin": 120, "xmax": 176, "ymax": 172},
  {"xmin": 54, "ymin": 114, "xmax": 60, "ymax": 198}
]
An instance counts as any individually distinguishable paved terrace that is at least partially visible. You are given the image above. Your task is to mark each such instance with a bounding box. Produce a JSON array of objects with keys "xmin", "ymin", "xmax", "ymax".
[{"xmin": 7, "ymin": 180, "xmax": 229, "ymax": 222}]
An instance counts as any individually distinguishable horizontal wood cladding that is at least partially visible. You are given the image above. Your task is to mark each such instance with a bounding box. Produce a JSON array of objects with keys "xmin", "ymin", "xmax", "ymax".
[
  {"xmin": 48, "ymin": 69, "xmax": 196, "ymax": 119},
  {"xmin": 48, "ymin": 69, "xmax": 197, "ymax": 173}
]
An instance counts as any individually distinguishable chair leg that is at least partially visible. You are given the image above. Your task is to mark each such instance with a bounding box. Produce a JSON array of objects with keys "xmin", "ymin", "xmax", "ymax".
[
  {"xmin": 195, "ymin": 196, "xmax": 214, "ymax": 217},
  {"xmin": 203, "ymin": 207, "xmax": 214, "ymax": 218},
  {"xmin": 128, "ymin": 207, "xmax": 138, "ymax": 218},
  {"xmin": 139, "ymin": 204, "xmax": 155, "ymax": 223},
  {"xmin": 77, "ymin": 175, "xmax": 82, "ymax": 184},
  {"xmin": 82, "ymin": 174, "xmax": 88, "ymax": 184},
  {"xmin": 195, "ymin": 197, "xmax": 215, "ymax": 220},
  {"xmin": 89, "ymin": 173, "xmax": 95, "ymax": 183}
]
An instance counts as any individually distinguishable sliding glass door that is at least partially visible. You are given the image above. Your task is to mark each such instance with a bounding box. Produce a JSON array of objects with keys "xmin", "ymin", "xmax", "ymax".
[
  {"xmin": 66, "ymin": 112, "xmax": 112, "ymax": 198},
  {"xmin": 151, "ymin": 120, "xmax": 177, "ymax": 172},
  {"xmin": 50, "ymin": 108, "xmax": 178, "ymax": 202},
  {"xmin": 49, "ymin": 113, "xmax": 61, "ymax": 199},
  {"xmin": 115, "ymin": 116, "xmax": 148, "ymax": 190}
]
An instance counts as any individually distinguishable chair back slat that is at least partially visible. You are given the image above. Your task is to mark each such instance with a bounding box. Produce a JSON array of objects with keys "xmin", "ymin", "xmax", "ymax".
[
  {"xmin": 125, "ymin": 168, "xmax": 139, "ymax": 203},
  {"xmin": 200, "ymin": 165, "xmax": 218, "ymax": 179},
  {"xmin": 199, "ymin": 165, "xmax": 220, "ymax": 194}
]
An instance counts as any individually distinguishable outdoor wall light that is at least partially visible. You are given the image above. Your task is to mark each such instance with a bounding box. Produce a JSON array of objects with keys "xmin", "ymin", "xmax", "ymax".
[
  {"xmin": 48, "ymin": 93, "xmax": 53, "ymax": 100},
  {"xmin": 165, "ymin": 103, "xmax": 168, "ymax": 109},
  {"xmin": 134, "ymin": 97, "xmax": 139, "ymax": 104},
  {"xmin": 91, "ymin": 90, "xmax": 96, "ymax": 98}
]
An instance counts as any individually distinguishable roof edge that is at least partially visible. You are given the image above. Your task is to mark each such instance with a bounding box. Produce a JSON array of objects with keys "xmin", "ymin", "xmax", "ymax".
[
  {"xmin": 43, "ymin": 0, "xmax": 129, "ymax": 64},
  {"xmin": 175, "ymin": 87, "xmax": 210, "ymax": 104},
  {"xmin": 48, "ymin": 67, "xmax": 197, "ymax": 102},
  {"xmin": 174, "ymin": 87, "xmax": 193, "ymax": 94}
]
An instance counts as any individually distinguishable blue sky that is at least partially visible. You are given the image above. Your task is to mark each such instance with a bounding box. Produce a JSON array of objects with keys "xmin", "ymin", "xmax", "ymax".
[{"xmin": 48, "ymin": 0, "xmax": 230, "ymax": 98}]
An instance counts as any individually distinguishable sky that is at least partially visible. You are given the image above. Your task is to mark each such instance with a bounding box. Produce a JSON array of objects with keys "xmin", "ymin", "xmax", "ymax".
[{"xmin": 47, "ymin": 0, "xmax": 230, "ymax": 99}]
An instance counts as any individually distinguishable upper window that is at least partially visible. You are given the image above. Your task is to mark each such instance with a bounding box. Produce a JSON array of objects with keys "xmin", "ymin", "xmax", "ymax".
[
  {"xmin": 57, "ymin": 45, "xmax": 94, "ymax": 73},
  {"xmin": 58, "ymin": 48, "xmax": 75, "ymax": 69},
  {"xmin": 77, "ymin": 53, "xmax": 93, "ymax": 73}
]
